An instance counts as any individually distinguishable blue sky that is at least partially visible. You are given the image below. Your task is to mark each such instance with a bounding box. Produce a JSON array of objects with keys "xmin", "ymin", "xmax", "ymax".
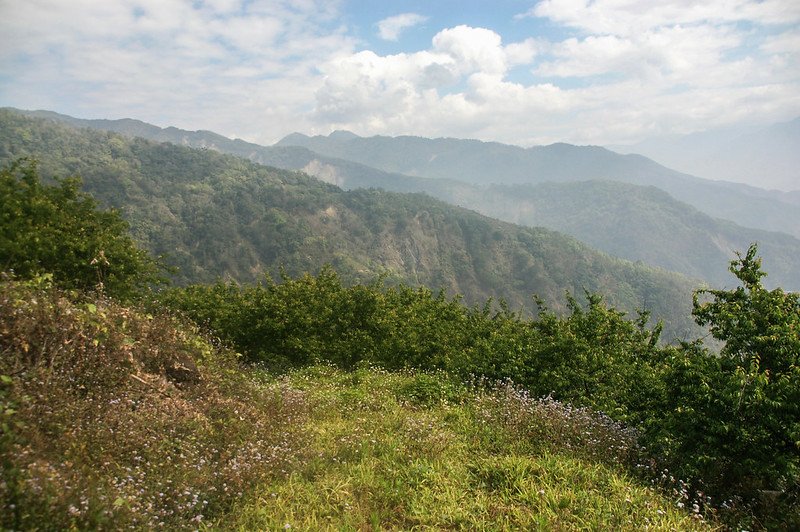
[{"xmin": 0, "ymin": 0, "xmax": 798, "ymax": 147}]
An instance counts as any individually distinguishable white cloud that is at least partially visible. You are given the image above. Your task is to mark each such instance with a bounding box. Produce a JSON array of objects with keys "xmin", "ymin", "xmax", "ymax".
[
  {"xmin": 377, "ymin": 13, "xmax": 428, "ymax": 41},
  {"xmin": 432, "ymin": 25, "xmax": 507, "ymax": 76},
  {"xmin": 536, "ymin": 24, "xmax": 743, "ymax": 84},
  {"xmin": 0, "ymin": 0, "xmax": 797, "ymax": 147},
  {"xmin": 313, "ymin": 25, "xmax": 581, "ymax": 142},
  {"xmin": 311, "ymin": 2, "xmax": 800, "ymax": 145},
  {"xmin": 528, "ymin": 0, "xmax": 800, "ymax": 36},
  {"xmin": 761, "ymin": 30, "xmax": 800, "ymax": 55},
  {"xmin": 0, "ymin": 0, "xmax": 355, "ymax": 142}
]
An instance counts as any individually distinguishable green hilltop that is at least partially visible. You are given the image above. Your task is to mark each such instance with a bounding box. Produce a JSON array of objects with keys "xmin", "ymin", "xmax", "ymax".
[{"xmin": 0, "ymin": 278, "xmax": 711, "ymax": 530}]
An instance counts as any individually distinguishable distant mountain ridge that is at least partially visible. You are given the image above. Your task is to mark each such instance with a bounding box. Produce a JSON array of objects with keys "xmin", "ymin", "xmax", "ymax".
[
  {"xmin": 610, "ymin": 118, "xmax": 800, "ymax": 192},
  {"xmin": 277, "ymin": 130, "xmax": 800, "ymax": 238}
]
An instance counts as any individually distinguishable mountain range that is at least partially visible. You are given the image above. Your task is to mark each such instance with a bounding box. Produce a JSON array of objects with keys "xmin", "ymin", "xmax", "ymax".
[
  {"xmin": 0, "ymin": 108, "xmax": 700, "ymax": 341},
  {"xmin": 610, "ymin": 118, "xmax": 800, "ymax": 192},
  {"xmin": 12, "ymin": 108, "xmax": 799, "ymax": 291},
  {"xmin": 276, "ymin": 130, "xmax": 800, "ymax": 239}
]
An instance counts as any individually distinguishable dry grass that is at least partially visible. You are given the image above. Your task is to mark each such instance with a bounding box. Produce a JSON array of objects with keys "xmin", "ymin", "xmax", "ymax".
[{"xmin": 0, "ymin": 278, "xmax": 308, "ymax": 529}]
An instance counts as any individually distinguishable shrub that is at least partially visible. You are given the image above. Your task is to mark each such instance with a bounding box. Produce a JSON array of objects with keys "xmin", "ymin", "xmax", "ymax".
[{"xmin": 0, "ymin": 159, "xmax": 165, "ymax": 300}]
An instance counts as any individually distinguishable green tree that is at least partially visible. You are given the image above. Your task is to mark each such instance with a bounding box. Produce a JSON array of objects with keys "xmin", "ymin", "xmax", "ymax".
[
  {"xmin": 0, "ymin": 159, "xmax": 165, "ymax": 299},
  {"xmin": 659, "ymin": 245, "xmax": 799, "ymax": 513}
]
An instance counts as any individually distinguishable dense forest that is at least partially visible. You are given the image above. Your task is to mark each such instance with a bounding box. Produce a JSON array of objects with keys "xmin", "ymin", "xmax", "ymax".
[
  {"xmin": 0, "ymin": 109, "xmax": 701, "ymax": 341},
  {"xmin": 1, "ymin": 159, "xmax": 798, "ymax": 529},
  {"xmin": 17, "ymin": 108, "xmax": 800, "ymax": 291}
]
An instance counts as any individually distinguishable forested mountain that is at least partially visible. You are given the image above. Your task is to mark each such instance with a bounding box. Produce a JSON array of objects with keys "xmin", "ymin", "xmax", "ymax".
[
  {"xmin": 277, "ymin": 130, "xmax": 800, "ymax": 239},
  {"xmin": 435, "ymin": 181, "xmax": 800, "ymax": 290},
  {"xmin": 288, "ymin": 158, "xmax": 800, "ymax": 290},
  {"xmin": 0, "ymin": 109, "xmax": 699, "ymax": 340},
  {"xmin": 11, "ymin": 108, "xmax": 800, "ymax": 291},
  {"xmin": 14, "ymin": 108, "xmax": 800, "ymax": 239}
]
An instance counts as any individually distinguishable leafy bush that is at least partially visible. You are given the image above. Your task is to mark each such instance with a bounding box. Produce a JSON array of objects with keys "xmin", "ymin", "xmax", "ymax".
[
  {"xmin": 0, "ymin": 159, "xmax": 165, "ymax": 300},
  {"xmin": 650, "ymin": 245, "xmax": 800, "ymax": 527}
]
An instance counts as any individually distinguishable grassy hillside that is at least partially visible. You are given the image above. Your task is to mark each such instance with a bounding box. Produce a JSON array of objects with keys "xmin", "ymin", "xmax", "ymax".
[
  {"xmin": 0, "ymin": 110, "xmax": 700, "ymax": 340},
  {"xmin": 0, "ymin": 279, "xmax": 713, "ymax": 530}
]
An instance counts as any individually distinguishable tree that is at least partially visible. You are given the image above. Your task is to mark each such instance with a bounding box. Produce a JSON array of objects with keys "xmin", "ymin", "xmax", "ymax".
[
  {"xmin": 661, "ymin": 245, "xmax": 799, "ymax": 513},
  {"xmin": 694, "ymin": 244, "xmax": 800, "ymax": 375},
  {"xmin": 0, "ymin": 159, "xmax": 165, "ymax": 299}
]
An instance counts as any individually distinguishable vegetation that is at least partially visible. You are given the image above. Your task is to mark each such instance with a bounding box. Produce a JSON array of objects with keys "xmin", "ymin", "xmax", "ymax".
[
  {"xmin": 227, "ymin": 366, "xmax": 710, "ymax": 530},
  {"xmin": 160, "ymin": 271, "xmax": 665, "ymax": 426},
  {"xmin": 0, "ymin": 109, "xmax": 700, "ymax": 340},
  {"xmin": 654, "ymin": 247, "xmax": 800, "ymax": 514},
  {"xmin": 162, "ymin": 247, "xmax": 800, "ymax": 529},
  {"xmin": 0, "ymin": 277, "xmax": 308, "ymax": 529},
  {"xmin": 0, "ymin": 278, "xmax": 710, "ymax": 530},
  {"xmin": 16, "ymin": 108, "xmax": 800, "ymax": 290},
  {"xmin": 0, "ymin": 159, "xmax": 165, "ymax": 300},
  {"xmin": 274, "ymin": 128, "xmax": 800, "ymax": 239},
  {"xmin": 1, "ymin": 118, "xmax": 798, "ymax": 529}
]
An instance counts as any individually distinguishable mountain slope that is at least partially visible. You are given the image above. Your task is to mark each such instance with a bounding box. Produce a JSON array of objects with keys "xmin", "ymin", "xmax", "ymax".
[
  {"xmin": 0, "ymin": 109, "xmax": 699, "ymax": 339},
  {"xmin": 276, "ymin": 131, "xmax": 800, "ymax": 238},
  {"xmin": 286, "ymin": 157, "xmax": 800, "ymax": 290},
  {"xmin": 444, "ymin": 181, "xmax": 800, "ymax": 290},
  {"xmin": 14, "ymin": 108, "xmax": 800, "ymax": 290},
  {"xmin": 297, "ymin": 162, "xmax": 800, "ymax": 290},
  {"xmin": 13, "ymin": 108, "xmax": 799, "ymax": 238}
]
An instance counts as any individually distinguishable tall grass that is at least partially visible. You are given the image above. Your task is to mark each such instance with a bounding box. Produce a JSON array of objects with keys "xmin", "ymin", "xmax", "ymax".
[{"xmin": 226, "ymin": 367, "xmax": 714, "ymax": 530}]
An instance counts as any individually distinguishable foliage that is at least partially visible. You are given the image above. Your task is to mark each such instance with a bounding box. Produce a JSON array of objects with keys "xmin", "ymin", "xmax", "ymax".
[
  {"xmin": 3, "ymin": 110, "xmax": 798, "ymax": 527},
  {"xmin": 0, "ymin": 279, "xmax": 712, "ymax": 529},
  {"xmin": 162, "ymin": 272, "xmax": 668, "ymax": 428},
  {"xmin": 521, "ymin": 294, "xmax": 666, "ymax": 424},
  {"xmin": 0, "ymin": 159, "xmax": 165, "ymax": 300},
  {"xmin": 163, "ymin": 255, "xmax": 800, "ymax": 527},
  {"xmin": 0, "ymin": 109, "xmax": 700, "ymax": 340},
  {"xmin": 160, "ymin": 268, "xmax": 473, "ymax": 372},
  {"xmin": 650, "ymin": 245, "xmax": 800, "ymax": 526}
]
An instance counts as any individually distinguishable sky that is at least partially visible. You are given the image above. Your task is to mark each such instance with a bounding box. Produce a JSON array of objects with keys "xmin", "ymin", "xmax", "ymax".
[{"xmin": 1, "ymin": 0, "xmax": 799, "ymax": 147}]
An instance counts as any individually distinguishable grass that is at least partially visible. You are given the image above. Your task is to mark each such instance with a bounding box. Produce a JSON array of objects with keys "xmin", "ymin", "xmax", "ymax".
[
  {"xmin": 0, "ymin": 278, "xmax": 308, "ymax": 530},
  {"xmin": 0, "ymin": 279, "xmax": 715, "ymax": 530},
  {"xmin": 225, "ymin": 366, "xmax": 714, "ymax": 530}
]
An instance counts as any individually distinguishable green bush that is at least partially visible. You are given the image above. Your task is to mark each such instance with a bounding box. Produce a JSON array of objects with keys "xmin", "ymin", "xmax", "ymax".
[
  {"xmin": 0, "ymin": 159, "xmax": 165, "ymax": 300},
  {"xmin": 652, "ymin": 245, "xmax": 800, "ymax": 525}
]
